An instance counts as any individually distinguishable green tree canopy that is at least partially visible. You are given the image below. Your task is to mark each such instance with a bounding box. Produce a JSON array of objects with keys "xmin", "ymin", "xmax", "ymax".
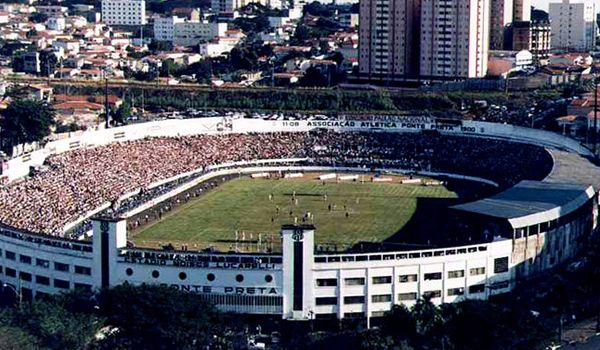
[
  {"xmin": 28, "ymin": 12, "xmax": 48, "ymax": 23},
  {"xmin": 0, "ymin": 99, "xmax": 56, "ymax": 153},
  {"xmin": 95, "ymin": 284, "xmax": 223, "ymax": 350},
  {"xmin": 113, "ymin": 102, "xmax": 132, "ymax": 125}
]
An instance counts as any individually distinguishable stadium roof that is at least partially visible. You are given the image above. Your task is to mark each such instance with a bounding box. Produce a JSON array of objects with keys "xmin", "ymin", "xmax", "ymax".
[
  {"xmin": 545, "ymin": 149, "xmax": 600, "ymax": 190},
  {"xmin": 452, "ymin": 181, "xmax": 595, "ymax": 228}
]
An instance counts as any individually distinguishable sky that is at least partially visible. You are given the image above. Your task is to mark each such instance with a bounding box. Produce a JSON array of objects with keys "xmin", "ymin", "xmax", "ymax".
[{"xmin": 532, "ymin": 0, "xmax": 600, "ymax": 11}]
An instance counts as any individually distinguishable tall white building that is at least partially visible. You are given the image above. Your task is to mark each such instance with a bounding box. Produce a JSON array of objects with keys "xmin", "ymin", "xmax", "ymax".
[
  {"xmin": 549, "ymin": 0, "xmax": 596, "ymax": 51},
  {"xmin": 420, "ymin": 0, "xmax": 490, "ymax": 79},
  {"xmin": 154, "ymin": 16, "xmax": 185, "ymax": 41},
  {"xmin": 101, "ymin": 0, "xmax": 146, "ymax": 26},
  {"xmin": 359, "ymin": 0, "xmax": 490, "ymax": 82}
]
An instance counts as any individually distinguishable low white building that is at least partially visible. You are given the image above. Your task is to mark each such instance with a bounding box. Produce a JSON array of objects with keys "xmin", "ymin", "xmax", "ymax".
[
  {"xmin": 0, "ymin": 12, "xmax": 9, "ymax": 24},
  {"xmin": 338, "ymin": 13, "xmax": 358, "ymax": 28},
  {"xmin": 46, "ymin": 17, "xmax": 66, "ymax": 31},
  {"xmin": 173, "ymin": 22, "xmax": 227, "ymax": 46},
  {"xmin": 52, "ymin": 40, "xmax": 81, "ymax": 56},
  {"xmin": 154, "ymin": 16, "xmax": 227, "ymax": 47},
  {"xmin": 200, "ymin": 37, "xmax": 239, "ymax": 56},
  {"xmin": 101, "ymin": 0, "xmax": 146, "ymax": 26},
  {"xmin": 268, "ymin": 16, "xmax": 290, "ymax": 28},
  {"xmin": 514, "ymin": 50, "xmax": 533, "ymax": 68},
  {"xmin": 35, "ymin": 5, "xmax": 68, "ymax": 17}
]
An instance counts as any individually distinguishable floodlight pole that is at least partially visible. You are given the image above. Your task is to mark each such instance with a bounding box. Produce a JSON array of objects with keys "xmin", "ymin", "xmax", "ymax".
[
  {"xmin": 594, "ymin": 79, "xmax": 598, "ymax": 156},
  {"xmin": 3, "ymin": 282, "xmax": 22, "ymax": 307}
]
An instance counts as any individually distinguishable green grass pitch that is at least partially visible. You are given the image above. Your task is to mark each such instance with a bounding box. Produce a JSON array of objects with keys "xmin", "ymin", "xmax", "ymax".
[{"xmin": 131, "ymin": 176, "xmax": 457, "ymax": 251}]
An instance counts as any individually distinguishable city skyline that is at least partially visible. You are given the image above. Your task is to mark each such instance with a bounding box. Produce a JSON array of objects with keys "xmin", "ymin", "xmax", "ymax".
[{"xmin": 532, "ymin": 0, "xmax": 598, "ymax": 11}]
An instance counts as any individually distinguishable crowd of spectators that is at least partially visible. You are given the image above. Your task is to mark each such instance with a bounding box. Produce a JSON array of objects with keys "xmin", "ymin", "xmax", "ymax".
[{"xmin": 0, "ymin": 131, "xmax": 553, "ymax": 236}]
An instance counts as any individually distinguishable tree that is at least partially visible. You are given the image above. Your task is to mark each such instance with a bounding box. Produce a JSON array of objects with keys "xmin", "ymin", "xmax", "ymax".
[
  {"xmin": 95, "ymin": 284, "xmax": 224, "ymax": 350},
  {"xmin": 40, "ymin": 50, "xmax": 58, "ymax": 77},
  {"xmin": 291, "ymin": 25, "xmax": 310, "ymax": 44},
  {"xmin": 148, "ymin": 40, "xmax": 172, "ymax": 53},
  {"xmin": 300, "ymin": 66, "xmax": 329, "ymax": 87},
  {"xmin": 304, "ymin": 1, "xmax": 334, "ymax": 17},
  {"xmin": 0, "ymin": 326, "xmax": 40, "ymax": 350},
  {"xmin": 0, "ymin": 291, "xmax": 103, "ymax": 350},
  {"xmin": 25, "ymin": 28, "xmax": 37, "ymax": 38},
  {"xmin": 28, "ymin": 12, "xmax": 48, "ymax": 23},
  {"xmin": 381, "ymin": 305, "xmax": 417, "ymax": 344},
  {"xmin": 411, "ymin": 295, "xmax": 445, "ymax": 348},
  {"xmin": 0, "ymin": 99, "xmax": 56, "ymax": 152},
  {"xmin": 113, "ymin": 102, "xmax": 132, "ymax": 124}
]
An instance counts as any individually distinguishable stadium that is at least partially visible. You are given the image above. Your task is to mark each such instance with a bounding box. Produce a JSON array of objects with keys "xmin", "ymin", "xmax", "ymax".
[{"xmin": 0, "ymin": 115, "xmax": 598, "ymax": 325}]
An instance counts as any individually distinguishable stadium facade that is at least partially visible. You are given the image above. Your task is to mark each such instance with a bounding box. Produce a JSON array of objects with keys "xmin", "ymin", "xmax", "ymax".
[{"xmin": 0, "ymin": 116, "xmax": 598, "ymax": 325}]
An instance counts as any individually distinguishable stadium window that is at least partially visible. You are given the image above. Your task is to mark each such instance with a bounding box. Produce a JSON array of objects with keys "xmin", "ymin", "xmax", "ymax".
[
  {"xmin": 19, "ymin": 255, "xmax": 31, "ymax": 264},
  {"xmin": 424, "ymin": 272, "xmax": 442, "ymax": 280},
  {"xmin": 265, "ymin": 275, "xmax": 273, "ymax": 283},
  {"xmin": 492, "ymin": 280, "xmax": 510, "ymax": 289},
  {"xmin": 399, "ymin": 274, "xmax": 418, "ymax": 283},
  {"xmin": 343, "ymin": 296, "xmax": 365, "ymax": 304},
  {"xmin": 398, "ymin": 292, "xmax": 417, "ymax": 301},
  {"xmin": 35, "ymin": 275, "xmax": 50, "ymax": 286},
  {"xmin": 469, "ymin": 284, "xmax": 485, "ymax": 294},
  {"xmin": 5, "ymin": 268, "xmax": 16, "ymax": 277},
  {"xmin": 207, "ymin": 273, "xmax": 215, "ymax": 281},
  {"xmin": 423, "ymin": 290, "xmax": 441, "ymax": 298},
  {"xmin": 316, "ymin": 278, "xmax": 337, "ymax": 287},
  {"xmin": 371, "ymin": 294, "xmax": 392, "ymax": 303},
  {"xmin": 529, "ymin": 225, "xmax": 539, "ymax": 236},
  {"xmin": 74, "ymin": 265, "xmax": 91, "ymax": 275},
  {"xmin": 448, "ymin": 270, "xmax": 464, "ymax": 278},
  {"xmin": 371, "ymin": 311, "xmax": 386, "ymax": 317},
  {"xmin": 54, "ymin": 279, "xmax": 70, "ymax": 289},
  {"xmin": 36, "ymin": 259, "xmax": 49, "ymax": 268},
  {"xmin": 343, "ymin": 312, "xmax": 365, "ymax": 318},
  {"xmin": 152, "ymin": 270, "xmax": 160, "ymax": 278},
  {"xmin": 125, "ymin": 268, "xmax": 133, "ymax": 276},
  {"xmin": 315, "ymin": 297, "xmax": 337, "ymax": 305},
  {"xmin": 493, "ymin": 257, "xmax": 509, "ymax": 273},
  {"xmin": 19, "ymin": 272, "xmax": 31, "ymax": 282},
  {"xmin": 372, "ymin": 276, "xmax": 392, "ymax": 284},
  {"xmin": 515, "ymin": 228, "xmax": 525, "ymax": 239},
  {"xmin": 74, "ymin": 283, "xmax": 92, "ymax": 291},
  {"xmin": 236, "ymin": 274, "xmax": 244, "ymax": 283},
  {"xmin": 469, "ymin": 267, "xmax": 485, "ymax": 276},
  {"xmin": 5, "ymin": 251, "xmax": 15, "ymax": 260},
  {"xmin": 179, "ymin": 272, "xmax": 187, "ymax": 280},
  {"xmin": 54, "ymin": 262, "xmax": 69, "ymax": 272},
  {"xmin": 344, "ymin": 277, "xmax": 365, "ymax": 286},
  {"xmin": 447, "ymin": 287, "xmax": 464, "ymax": 296}
]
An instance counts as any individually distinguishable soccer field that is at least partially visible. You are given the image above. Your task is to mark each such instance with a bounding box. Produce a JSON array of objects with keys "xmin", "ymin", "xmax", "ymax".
[{"xmin": 131, "ymin": 175, "xmax": 457, "ymax": 251}]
